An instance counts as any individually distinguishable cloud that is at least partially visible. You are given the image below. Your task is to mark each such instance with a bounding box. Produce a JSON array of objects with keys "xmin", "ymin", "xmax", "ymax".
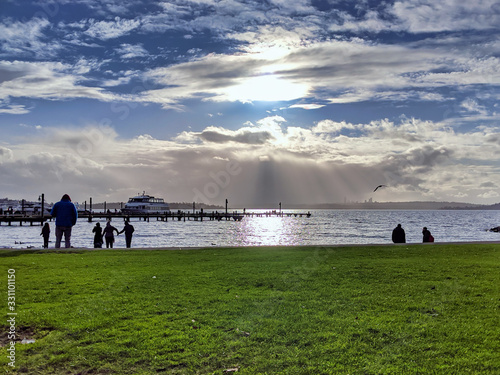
[
  {"xmin": 136, "ymin": 34, "xmax": 500, "ymax": 108},
  {"xmin": 312, "ymin": 120, "xmax": 355, "ymax": 134},
  {"xmin": 84, "ymin": 17, "xmax": 141, "ymax": 40},
  {"xmin": 461, "ymin": 98, "xmax": 489, "ymax": 116},
  {"xmin": 0, "ymin": 103, "xmax": 30, "ymax": 114},
  {"xmin": 0, "ymin": 17, "xmax": 63, "ymax": 58},
  {"xmin": 326, "ymin": 0, "xmax": 500, "ymax": 34},
  {"xmin": 0, "ymin": 60, "xmax": 124, "ymax": 109},
  {"xmin": 391, "ymin": 0, "xmax": 500, "ymax": 33},
  {"xmin": 0, "ymin": 147, "xmax": 14, "ymax": 162},
  {"xmin": 2, "ymin": 1, "xmax": 497, "ymax": 112},
  {"xmin": 0, "ymin": 113, "xmax": 498, "ymax": 204},
  {"xmin": 289, "ymin": 103, "xmax": 325, "ymax": 110},
  {"xmin": 198, "ymin": 126, "xmax": 275, "ymax": 144},
  {"xmin": 116, "ymin": 43, "xmax": 149, "ymax": 59}
]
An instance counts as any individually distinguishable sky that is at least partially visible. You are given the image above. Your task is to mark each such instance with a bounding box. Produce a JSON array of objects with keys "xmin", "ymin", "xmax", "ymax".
[{"xmin": 0, "ymin": 0, "xmax": 499, "ymax": 207}]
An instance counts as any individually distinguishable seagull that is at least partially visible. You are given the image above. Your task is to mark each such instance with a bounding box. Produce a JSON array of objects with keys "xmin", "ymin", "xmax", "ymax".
[{"xmin": 373, "ymin": 184, "xmax": 387, "ymax": 192}]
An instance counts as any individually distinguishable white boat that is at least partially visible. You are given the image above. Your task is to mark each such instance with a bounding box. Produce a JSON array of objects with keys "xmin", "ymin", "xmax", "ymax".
[
  {"xmin": 0, "ymin": 198, "xmax": 52, "ymax": 215},
  {"xmin": 121, "ymin": 192, "xmax": 170, "ymax": 214},
  {"xmin": 12, "ymin": 201, "xmax": 47, "ymax": 214}
]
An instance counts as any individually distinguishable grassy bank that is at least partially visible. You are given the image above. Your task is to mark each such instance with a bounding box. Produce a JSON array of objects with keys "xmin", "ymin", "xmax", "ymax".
[{"xmin": 0, "ymin": 244, "xmax": 499, "ymax": 374}]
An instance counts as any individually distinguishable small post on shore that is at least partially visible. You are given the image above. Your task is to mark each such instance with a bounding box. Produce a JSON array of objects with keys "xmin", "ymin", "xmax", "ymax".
[{"xmin": 279, "ymin": 202, "xmax": 282, "ymax": 216}]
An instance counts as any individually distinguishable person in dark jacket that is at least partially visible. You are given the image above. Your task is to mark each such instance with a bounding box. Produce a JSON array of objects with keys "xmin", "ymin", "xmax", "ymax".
[
  {"xmin": 40, "ymin": 222, "xmax": 50, "ymax": 248},
  {"xmin": 50, "ymin": 194, "xmax": 78, "ymax": 248},
  {"xmin": 118, "ymin": 220, "xmax": 135, "ymax": 248},
  {"xmin": 392, "ymin": 223, "xmax": 406, "ymax": 243},
  {"xmin": 102, "ymin": 221, "xmax": 119, "ymax": 248},
  {"xmin": 422, "ymin": 227, "xmax": 432, "ymax": 242},
  {"xmin": 92, "ymin": 222, "xmax": 103, "ymax": 248}
]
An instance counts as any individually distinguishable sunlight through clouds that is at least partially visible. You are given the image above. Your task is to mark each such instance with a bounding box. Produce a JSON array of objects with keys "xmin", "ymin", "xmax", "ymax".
[
  {"xmin": 1, "ymin": 113, "xmax": 499, "ymax": 204},
  {"xmin": 222, "ymin": 75, "xmax": 309, "ymax": 103}
]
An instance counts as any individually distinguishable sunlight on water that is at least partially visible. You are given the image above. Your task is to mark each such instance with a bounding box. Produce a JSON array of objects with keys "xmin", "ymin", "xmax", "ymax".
[{"xmin": 236, "ymin": 216, "xmax": 299, "ymax": 246}]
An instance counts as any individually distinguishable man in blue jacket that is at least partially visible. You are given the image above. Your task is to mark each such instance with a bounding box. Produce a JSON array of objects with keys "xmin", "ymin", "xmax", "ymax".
[{"xmin": 50, "ymin": 194, "xmax": 78, "ymax": 248}]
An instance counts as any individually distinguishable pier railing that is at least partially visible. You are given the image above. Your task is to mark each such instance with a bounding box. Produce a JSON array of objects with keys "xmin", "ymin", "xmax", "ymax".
[{"xmin": 79, "ymin": 210, "xmax": 312, "ymax": 222}]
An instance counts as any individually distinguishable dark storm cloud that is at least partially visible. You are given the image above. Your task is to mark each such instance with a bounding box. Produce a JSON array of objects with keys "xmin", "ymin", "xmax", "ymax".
[{"xmin": 379, "ymin": 145, "xmax": 453, "ymax": 189}]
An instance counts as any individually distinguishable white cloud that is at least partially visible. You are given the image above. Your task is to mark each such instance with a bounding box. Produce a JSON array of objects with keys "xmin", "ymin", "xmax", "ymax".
[
  {"xmin": 461, "ymin": 98, "xmax": 489, "ymax": 116},
  {"xmin": 84, "ymin": 17, "xmax": 141, "ymax": 40},
  {"xmin": 0, "ymin": 18, "xmax": 50, "ymax": 43},
  {"xmin": 2, "ymin": 1, "xmax": 497, "ymax": 112},
  {"xmin": 0, "ymin": 60, "xmax": 123, "ymax": 108},
  {"xmin": 138, "ymin": 36, "xmax": 498, "ymax": 107},
  {"xmin": 116, "ymin": 43, "xmax": 149, "ymax": 59},
  {"xmin": 0, "ymin": 147, "xmax": 14, "ymax": 162},
  {"xmin": 312, "ymin": 120, "xmax": 355, "ymax": 134},
  {"xmin": 0, "ymin": 17, "xmax": 62, "ymax": 58},
  {"xmin": 478, "ymin": 190, "xmax": 500, "ymax": 199},
  {"xmin": 289, "ymin": 103, "xmax": 325, "ymax": 110},
  {"xmin": 328, "ymin": 9, "xmax": 395, "ymax": 34},
  {"xmin": 391, "ymin": 0, "xmax": 500, "ymax": 33},
  {"xmin": 0, "ymin": 104, "xmax": 30, "ymax": 115}
]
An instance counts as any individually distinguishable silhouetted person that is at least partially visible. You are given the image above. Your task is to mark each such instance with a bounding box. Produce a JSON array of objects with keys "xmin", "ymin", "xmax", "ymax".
[
  {"xmin": 392, "ymin": 223, "xmax": 406, "ymax": 243},
  {"xmin": 50, "ymin": 194, "xmax": 78, "ymax": 248},
  {"xmin": 40, "ymin": 222, "xmax": 50, "ymax": 248},
  {"xmin": 92, "ymin": 222, "xmax": 103, "ymax": 248},
  {"xmin": 118, "ymin": 220, "xmax": 135, "ymax": 248},
  {"xmin": 422, "ymin": 227, "xmax": 433, "ymax": 242},
  {"xmin": 102, "ymin": 221, "xmax": 119, "ymax": 248}
]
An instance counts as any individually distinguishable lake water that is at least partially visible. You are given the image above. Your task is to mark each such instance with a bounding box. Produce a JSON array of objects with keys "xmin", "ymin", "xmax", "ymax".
[{"xmin": 1, "ymin": 209, "xmax": 499, "ymax": 249}]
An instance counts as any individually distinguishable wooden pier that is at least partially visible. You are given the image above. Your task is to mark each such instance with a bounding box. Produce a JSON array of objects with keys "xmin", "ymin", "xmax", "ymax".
[
  {"xmin": 79, "ymin": 210, "xmax": 312, "ymax": 222},
  {"xmin": 0, "ymin": 210, "xmax": 311, "ymax": 226},
  {"xmin": 0, "ymin": 214, "xmax": 51, "ymax": 226}
]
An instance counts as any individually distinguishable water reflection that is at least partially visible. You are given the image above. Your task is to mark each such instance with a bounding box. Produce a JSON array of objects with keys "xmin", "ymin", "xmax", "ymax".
[{"xmin": 235, "ymin": 215, "xmax": 302, "ymax": 246}]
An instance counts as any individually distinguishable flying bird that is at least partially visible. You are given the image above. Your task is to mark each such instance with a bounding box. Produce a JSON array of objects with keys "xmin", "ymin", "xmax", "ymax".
[{"xmin": 373, "ymin": 184, "xmax": 386, "ymax": 192}]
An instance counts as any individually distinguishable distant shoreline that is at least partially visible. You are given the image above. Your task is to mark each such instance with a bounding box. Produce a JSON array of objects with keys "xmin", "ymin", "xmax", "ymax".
[
  {"xmin": 288, "ymin": 201, "xmax": 500, "ymax": 210},
  {"xmin": 91, "ymin": 201, "xmax": 500, "ymax": 210}
]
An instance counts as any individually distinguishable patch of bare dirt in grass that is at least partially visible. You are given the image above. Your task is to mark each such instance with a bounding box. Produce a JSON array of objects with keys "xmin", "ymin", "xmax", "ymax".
[{"xmin": 0, "ymin": 325, "xmax": 53, "ymax": 346}]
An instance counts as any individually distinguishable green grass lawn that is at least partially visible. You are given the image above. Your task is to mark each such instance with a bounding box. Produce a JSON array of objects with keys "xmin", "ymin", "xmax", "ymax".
[{"xmin": 0, "ymin": 244, "xmax": 499, "ymax": 374}]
